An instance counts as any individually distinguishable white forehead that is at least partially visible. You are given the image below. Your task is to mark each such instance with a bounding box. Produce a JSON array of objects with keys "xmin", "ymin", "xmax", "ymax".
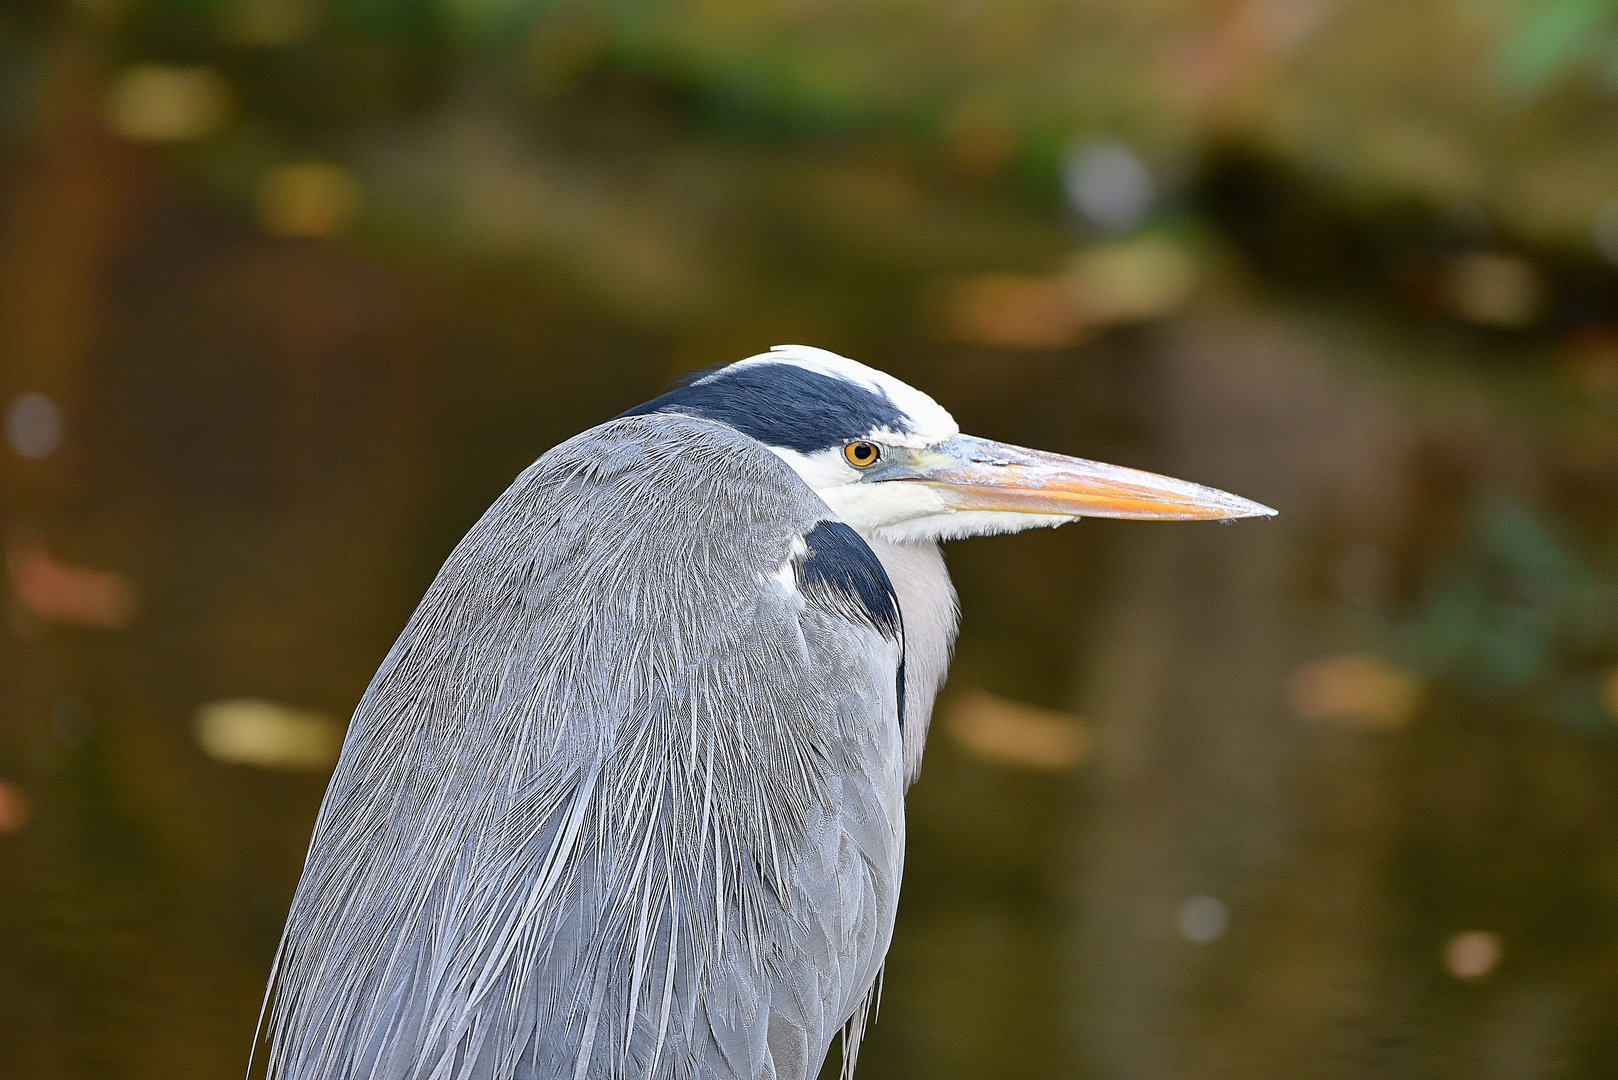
[{"xmin": 707, "ymin": 344, "xmax": 959, "ymax": 447}]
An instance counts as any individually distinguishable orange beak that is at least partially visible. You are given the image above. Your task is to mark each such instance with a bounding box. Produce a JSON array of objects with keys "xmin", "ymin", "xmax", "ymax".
[{"xmin": 903, "ymin": 435, "xmax": 1276, "ymax": 521}]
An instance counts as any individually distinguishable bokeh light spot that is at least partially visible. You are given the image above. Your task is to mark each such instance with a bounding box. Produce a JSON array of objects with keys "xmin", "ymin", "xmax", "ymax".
[
  {"xmin": 108, "ymin": 64, "xmax": 231, "ymax": 143},
  {"xmin": 195, "ymin": 699, "xmax": 342, "ymax": 771},
  {"xmin": 1444, "ymin": 930, "xmax": 1501, "ymax": 980},
  {"xmin": 1063, "ymin": 138, "xmax": 1156, "ymax": 233},
  {"xmin": 254, "ymin": 162, "xmax": 361, "ymax": 239},
  {"xmin": 1593, "ymin": 199, "xmax": 1618, "ymax": 268},
  {"xmin": 1445, "ymin": 251, "xmax": 1543, "ymax": 329},
  {"xmin": 1599, "ymin": 667, "xmax": 1618, "ymax": 724},
  {"xmin": 933, "ymin": 237, "xmax": 1196, "ymax": 347},
  {"xmin": 1064, "ymin": 237, "xmax": 1198, "ymax": 325},
  {"xmin": 943, "ymin": 688, "xmax": 1089, "ymax": 771},
  {"xmin": 229, "ymin": 0, "xmax": 322, "ymax": 47},
  {"xmin": 0, "ymin": 781, "xmax": 29, "ymax": 833},
  {"xmin": 1289, "ymin": 655, "xmax": 1423, "ymax": 730},
  {"xmin": 1178, "ymin": 895, "xmax": 1228, "ymax": 943},
  {"xmin": 5, "ymin": 537, "xmax": 139, "ymax": 629},
  {"xmin": 5, "ymin": 392, "xmax": 62, "ymax": 460},
  {"xmin": 933, "ymin": 273, "xmax": 1083, "ymax": 349}
]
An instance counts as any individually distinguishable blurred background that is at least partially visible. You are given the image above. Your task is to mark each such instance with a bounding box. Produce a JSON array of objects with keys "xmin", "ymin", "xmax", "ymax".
[{"xmin": 5, "ymin": 0, "xmax": 1618, "ymax": 1075}]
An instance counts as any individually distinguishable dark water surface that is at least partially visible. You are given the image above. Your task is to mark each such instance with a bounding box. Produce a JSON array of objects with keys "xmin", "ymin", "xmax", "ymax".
[{"xmin": 6, "ymin": 159, "xmax": 1618, "ymax": 1080}]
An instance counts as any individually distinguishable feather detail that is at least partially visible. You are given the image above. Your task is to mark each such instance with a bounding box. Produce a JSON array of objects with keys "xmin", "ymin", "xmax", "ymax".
[{"xmin": 264, "ymin": 415, "xmax": 923, "ymax": 1080}]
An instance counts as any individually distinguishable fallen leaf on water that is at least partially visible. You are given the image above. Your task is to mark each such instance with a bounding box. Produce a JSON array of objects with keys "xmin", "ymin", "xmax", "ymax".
[
  {"xmin": 194, "ymin": 698, "xmax": 343, "ymax": 771},
  {"xmin": 5, "ymin": 536, "xmax": 138, "ymax": 629},
  {"xmin": 0, "ymin": 781, "xmax": 30, "ymax": 833},
  {"xmin": 1289, "ymin": 655, "xmax": 1423, "ymax": 730},
  {"xmin": 944, "ymin": 687, "xmax": 1089, "ymax": 770}
]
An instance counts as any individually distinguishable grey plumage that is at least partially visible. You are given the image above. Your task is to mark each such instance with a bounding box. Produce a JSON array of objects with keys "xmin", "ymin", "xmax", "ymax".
[
  {"xmin": 265, "ymin": 414, "xmax": 915, "ymax": 1080},
  {"xmin": 261, "ymin": 345, "xmax": 1277, "ymax": 1080}
]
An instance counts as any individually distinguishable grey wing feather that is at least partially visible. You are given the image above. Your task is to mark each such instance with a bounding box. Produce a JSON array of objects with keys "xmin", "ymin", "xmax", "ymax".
[{"xmin": 263, "ymin": 414, "xmax": 906, "ymax": 1080}]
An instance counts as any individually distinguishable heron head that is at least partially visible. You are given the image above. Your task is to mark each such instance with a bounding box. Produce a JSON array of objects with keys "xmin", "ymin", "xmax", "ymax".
[{"xmin": 621, "ymin": 345, "xmax": 1275, "ymax": 542}]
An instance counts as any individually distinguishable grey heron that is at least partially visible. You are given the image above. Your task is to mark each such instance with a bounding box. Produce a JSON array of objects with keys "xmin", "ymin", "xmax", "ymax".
[{"xmin": 261, "ymin": 345, "xmax": 1273, "ymax": 1080}]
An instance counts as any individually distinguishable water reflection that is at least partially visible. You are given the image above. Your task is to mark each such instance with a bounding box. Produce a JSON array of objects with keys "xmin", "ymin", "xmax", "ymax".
[
  {"xmin": 5, "ymin": 10, "xmax": 1618, "ymax": 1079},
  {"xmin": 7, "ymin": 181, "xmax": 1618, "ymax": 1079}
]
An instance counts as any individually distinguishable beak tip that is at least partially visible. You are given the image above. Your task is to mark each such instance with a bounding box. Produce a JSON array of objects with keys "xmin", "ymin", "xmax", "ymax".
[{"xmin": 1223, "ymin": 499, "xmax": 1278, "ymax": 520}]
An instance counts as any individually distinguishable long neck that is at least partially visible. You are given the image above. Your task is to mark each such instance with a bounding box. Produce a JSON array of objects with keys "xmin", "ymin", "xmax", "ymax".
[{"xmin": 863, "ymin": 536, "xmax": 959, "ymax": 784}]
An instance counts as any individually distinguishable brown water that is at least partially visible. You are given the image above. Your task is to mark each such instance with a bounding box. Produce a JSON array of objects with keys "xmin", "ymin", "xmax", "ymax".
[{"xmin": 5, "ymin": 80, "xmax": 1618, "ymax": 1080}]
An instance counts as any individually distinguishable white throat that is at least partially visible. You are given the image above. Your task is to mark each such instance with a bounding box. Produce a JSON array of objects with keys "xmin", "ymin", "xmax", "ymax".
[{"xmin": 862, "ymin": 535, "xmax": 959, "ymax": 784}]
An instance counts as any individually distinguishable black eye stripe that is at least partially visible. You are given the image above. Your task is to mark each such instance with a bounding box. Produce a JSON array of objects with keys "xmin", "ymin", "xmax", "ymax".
[{"xmin": 616, "ymin": 363, "xmax": 912, "ymax": 454}]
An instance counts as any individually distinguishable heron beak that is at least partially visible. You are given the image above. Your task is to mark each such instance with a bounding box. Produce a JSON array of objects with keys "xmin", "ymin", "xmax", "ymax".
[{"xmin": 904, "ymin": 434, "xmax": 1276, "ymax": 521}]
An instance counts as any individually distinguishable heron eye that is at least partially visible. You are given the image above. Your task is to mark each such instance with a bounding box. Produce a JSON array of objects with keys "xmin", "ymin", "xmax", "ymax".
[{"xmin": 843, "ymin": 441, "xmax": 881, "ymax": 468}]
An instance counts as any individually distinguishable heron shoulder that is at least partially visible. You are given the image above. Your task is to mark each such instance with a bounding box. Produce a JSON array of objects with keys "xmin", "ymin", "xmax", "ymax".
[
  {"xmin": 541, "ymin": 413, "xmax": 829, "ymax": 531},
  {"xmin": 505, "ymin": 413, "xmax": 905, "ymax": 654},
  {"xmin": 266, "ymin": 410, "xmax": 912, "ymax": 1080}
]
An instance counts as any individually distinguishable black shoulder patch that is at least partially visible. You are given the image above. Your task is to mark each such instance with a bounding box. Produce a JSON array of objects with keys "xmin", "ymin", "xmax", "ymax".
[
  {"xmin": 617, "ymin": 363, "xmax": 912, "ymax": 453},
  {"xmin": 795, "ymin": 521, "xmax": 906, "ymax": 727}
]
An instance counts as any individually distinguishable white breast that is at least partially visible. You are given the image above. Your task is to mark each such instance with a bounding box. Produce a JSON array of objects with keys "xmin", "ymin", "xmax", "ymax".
[{"xmin": 863, "ymin": 537, "xmax": 960, "ymax": 783}]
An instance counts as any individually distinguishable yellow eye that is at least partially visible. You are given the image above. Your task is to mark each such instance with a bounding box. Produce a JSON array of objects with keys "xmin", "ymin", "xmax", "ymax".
[{"xmin": 843, "ymin": 441, "xmax": 881, "ymax": 467}]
